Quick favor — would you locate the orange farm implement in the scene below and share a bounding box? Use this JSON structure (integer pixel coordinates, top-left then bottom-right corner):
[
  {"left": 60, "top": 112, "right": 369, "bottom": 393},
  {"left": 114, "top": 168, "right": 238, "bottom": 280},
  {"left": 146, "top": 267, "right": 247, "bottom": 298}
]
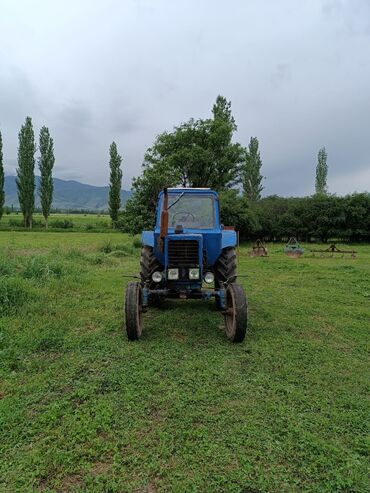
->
[
  {"left": 249, "top": 239, "right": 268, "bottom": 257},
  {"left": 310, "top": 244, "right": 357, "bottom": 258}
]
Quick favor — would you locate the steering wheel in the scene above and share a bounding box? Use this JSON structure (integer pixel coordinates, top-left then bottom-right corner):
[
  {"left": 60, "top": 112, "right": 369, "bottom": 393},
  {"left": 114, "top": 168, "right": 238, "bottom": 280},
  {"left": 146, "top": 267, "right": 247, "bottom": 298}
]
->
[{"left": 172, "top": 211, "right": 195, "bottom": 226}]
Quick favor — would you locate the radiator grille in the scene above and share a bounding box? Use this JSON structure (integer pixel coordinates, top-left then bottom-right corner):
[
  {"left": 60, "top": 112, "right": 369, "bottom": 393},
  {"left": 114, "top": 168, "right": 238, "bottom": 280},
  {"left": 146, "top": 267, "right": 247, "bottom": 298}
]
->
[{"left": 168, "top": 240, "right": 199, "bottom": 266}]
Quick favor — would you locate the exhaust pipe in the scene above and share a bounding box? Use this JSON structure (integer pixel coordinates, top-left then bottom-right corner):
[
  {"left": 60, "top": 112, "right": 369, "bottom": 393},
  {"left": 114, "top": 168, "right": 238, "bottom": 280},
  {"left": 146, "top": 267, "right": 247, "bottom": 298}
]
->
[{"left": 160, "top": 187, "right": 169, "bottom": 239}]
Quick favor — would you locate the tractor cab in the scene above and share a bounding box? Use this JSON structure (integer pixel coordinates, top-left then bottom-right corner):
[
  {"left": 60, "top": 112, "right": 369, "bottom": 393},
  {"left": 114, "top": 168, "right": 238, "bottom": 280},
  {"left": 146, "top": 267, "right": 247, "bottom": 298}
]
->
[
  {"left": 153, "top": 188, "right": 223, "bottom": 283},
  {"left": 125, "top": 187, "right": 248, "bottom": 343}
]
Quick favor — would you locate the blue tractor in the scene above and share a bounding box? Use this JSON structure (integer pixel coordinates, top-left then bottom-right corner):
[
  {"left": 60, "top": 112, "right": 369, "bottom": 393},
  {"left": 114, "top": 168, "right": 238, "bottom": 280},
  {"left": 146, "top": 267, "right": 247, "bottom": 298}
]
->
[{"left": 125, "top": 187, "right": 248, "bottom": 342}]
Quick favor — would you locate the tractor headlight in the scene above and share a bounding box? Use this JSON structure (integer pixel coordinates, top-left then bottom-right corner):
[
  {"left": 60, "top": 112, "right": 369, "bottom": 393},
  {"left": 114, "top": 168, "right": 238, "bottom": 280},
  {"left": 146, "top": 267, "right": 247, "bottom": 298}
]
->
[
  {"left": 151, "top": 271, "right": 163, "bottom": 283},
  {"left": 168, "top": 268, "right": 179, "bottom": 280},
  {"left": 189, "top": 268, "right": 200, "bottom": 280},
  {"left": 204, "top": 272, "right": 215, "bottom": 284}
]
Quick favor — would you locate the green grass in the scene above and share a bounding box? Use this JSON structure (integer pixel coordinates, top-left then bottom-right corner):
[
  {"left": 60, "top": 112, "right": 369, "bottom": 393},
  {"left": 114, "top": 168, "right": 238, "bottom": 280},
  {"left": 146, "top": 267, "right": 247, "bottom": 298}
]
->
[
  {"left": 0, "top": 213, "right": 111, "bottom": 232},
  {"left": 0, "top": 232, "right": 369, "bottom": 492}
]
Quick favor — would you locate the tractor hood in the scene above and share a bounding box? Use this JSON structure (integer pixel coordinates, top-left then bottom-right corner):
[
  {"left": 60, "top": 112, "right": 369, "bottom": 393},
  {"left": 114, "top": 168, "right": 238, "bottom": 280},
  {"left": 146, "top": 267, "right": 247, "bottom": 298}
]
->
[{"left": 151, "top": 230, "right": 222, "bottom": 268}]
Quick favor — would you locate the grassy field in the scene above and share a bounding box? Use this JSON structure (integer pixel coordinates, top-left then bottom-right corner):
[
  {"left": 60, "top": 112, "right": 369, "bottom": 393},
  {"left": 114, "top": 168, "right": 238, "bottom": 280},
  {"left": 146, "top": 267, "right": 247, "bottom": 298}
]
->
[
  {"left": 0, "top": 213, "right": 111, "bottom": 231},
  {"left": 0, "top": 232, "right": 369, "bottom": 493}
]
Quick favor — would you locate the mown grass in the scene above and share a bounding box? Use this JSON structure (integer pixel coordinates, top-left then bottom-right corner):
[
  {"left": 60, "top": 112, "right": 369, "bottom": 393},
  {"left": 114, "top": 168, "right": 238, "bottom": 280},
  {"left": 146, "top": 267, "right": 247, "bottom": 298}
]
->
[{"left": 0, "top": 232, "right": 369, "bottom": 493}]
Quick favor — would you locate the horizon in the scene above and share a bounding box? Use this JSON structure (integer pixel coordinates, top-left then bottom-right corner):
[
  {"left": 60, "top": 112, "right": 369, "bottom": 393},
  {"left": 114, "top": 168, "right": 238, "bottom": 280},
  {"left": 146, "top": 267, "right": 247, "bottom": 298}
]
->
[{"left": 4, "top": 173, "right": 369, "bottom": 198}]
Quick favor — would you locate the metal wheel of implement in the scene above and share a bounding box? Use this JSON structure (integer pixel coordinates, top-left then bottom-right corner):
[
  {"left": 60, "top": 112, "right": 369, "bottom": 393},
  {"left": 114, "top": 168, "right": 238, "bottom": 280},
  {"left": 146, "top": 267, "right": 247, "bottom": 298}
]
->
[
  {"left": 125, "top": 281, "right": 143, "bottom": 340},
  {"left": 224, "top": 283, "right": 247, "bottom": 343}
]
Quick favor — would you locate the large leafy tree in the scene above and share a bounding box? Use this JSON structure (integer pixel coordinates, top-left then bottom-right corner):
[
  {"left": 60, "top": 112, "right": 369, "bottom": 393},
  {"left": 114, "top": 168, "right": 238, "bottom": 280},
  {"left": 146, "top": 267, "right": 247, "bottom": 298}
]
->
[
  {"left": 38, "top": 126, "right": 55, "bottom": 228},
  {"left": 16, "top": 116, "right": 36, "bottom": 228},
  {"left": 315, "top": 147, "right": 328, "bottom": 195},
  {"left": 242, "top": 136, "right": 264, "bottom": 201},
  {"left": 0, "top": 130, "right": 4, "bottom": 222},
  {"left": 108, "top": 141, "right": 123, "bottom": 228},
  {"left": 120, "top": 96, "right": 244, "bottom": 233},
  {"left": 143, "top": 95, "right": 243, "bottom": 190}
]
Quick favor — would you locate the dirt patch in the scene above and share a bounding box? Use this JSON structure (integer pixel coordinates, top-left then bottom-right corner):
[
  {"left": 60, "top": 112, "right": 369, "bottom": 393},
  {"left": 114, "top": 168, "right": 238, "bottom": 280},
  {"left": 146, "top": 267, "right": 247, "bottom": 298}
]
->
[
  {"left": 134, "top": 480, "right": 157, "bottom": 493},
  {"left": 56, "top": 474, "right": 83, "bottom": 492},
  {"left": 90, "top": 461, "right": 111, "bottom": 476},
  {"left": 172, "top": 332, "right": 187, "bottom": 341}
]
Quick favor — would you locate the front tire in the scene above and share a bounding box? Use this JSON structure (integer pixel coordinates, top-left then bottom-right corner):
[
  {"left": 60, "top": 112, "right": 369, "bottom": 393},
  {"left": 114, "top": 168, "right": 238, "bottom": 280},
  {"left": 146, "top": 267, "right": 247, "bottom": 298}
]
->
[
  {"left": 140, "top": 246, "right": 164, "bottom": 307},
  {"left": 224, "top": 283, "right": 247, "bottom": 343},
  {"left": 125, "top": 282, "right": 143, "bottom": 340}
]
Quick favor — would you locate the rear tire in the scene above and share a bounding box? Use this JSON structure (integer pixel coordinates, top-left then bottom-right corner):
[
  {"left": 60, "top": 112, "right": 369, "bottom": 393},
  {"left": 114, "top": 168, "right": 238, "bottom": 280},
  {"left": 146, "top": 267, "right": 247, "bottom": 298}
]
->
[
  {"left": 125, "top": 282, "right": 143, "bottom": 340},
  {"left": 224, "top": 283, "right": 247, "bottom": 343},
  {"left": 214, "top": 247, "right": 237, "bottom": 309}
]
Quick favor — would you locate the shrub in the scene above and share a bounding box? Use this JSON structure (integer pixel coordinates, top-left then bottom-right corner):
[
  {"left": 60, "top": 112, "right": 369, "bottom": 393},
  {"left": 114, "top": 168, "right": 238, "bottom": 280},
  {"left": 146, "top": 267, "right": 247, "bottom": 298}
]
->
[
  {"left": 86, "top": 253, "right": 106, "bottom": 265},
  {"left": 99, "top": 241, "right": 135, "bottom": 256},
  {"left": 0, "top": 278, "right": 30, "bottom": 315},
  {"left": 132, "top": 237, "right": 142, "bottom": 249},
  {"left": 50, "top": 219, "right": 74, "bottom": 229},
  {"left": 22, "top": 256, "right": 65, "bottom": 280},
  {"left": 96, "top": 220, "right": 110, "bottom": 229},
  {"left": 8, "top": 219, "right": 24, "bottom": 228},
  {"left": 100, "top": 241, "right": 113, "bottom": 253},
  {"left": 0, "top": 256, "right": 16, "bottom": 277}
]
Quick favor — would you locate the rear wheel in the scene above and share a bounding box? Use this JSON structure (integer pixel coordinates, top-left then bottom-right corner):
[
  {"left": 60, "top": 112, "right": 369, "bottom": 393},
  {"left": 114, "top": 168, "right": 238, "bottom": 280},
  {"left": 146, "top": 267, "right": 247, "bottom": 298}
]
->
[
  {"left": 224, "top": 283, "right": 247, "bottom": 343},
  {"left": 140, "top": 246, "right": 164, "bottom": 306},
  {"left": 214, "top": 247, "right": 237, "bottom": 309},
  {"left": 125, "top": 282, "right": 143, "bottom": 340}
]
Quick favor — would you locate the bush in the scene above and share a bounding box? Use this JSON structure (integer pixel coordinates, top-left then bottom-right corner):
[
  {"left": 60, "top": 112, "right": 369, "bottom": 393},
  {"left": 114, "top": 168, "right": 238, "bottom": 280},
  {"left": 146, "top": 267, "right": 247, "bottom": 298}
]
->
[
  {"left": 8, "top": 219, "right": 24, "bottom": 228},
  {"left": 0, "top": 278, "right": 30, "bottom": 315},
  {"left": 0, "top": 256, "right": 16, "bottom": 277},
  {"left": 49, "top": 219, "right": 74, "bottom": 229},
  {"left": 99, "top": 241, "right": 135, "bottom": 256},
  {"left": 255, "top": 193, "right": 370, "bottom": 242},
  {"left": 22, "top": 256, "right": 65, "bottom": 280},
  {"left": 132, "top": 237, "right": 142, "bottom": 248},
  {"left": 86, "top": 253, "right": 106, "bottom": 265},
  {"left": 100, "top": 241, "right": 113, "bottom": 253}
]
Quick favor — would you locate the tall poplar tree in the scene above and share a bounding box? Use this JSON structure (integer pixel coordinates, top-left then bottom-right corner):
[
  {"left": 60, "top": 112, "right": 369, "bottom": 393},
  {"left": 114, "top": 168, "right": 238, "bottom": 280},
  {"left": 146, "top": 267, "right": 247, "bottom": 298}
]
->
[
  {"left": 0, "top": 131, "right": 4, "bottom": 222},
  {"left": 16, "top": 117, "right": 36, "bottom": 228},
  {"left": 242, "top": 136, "right": 264, "bottom": 201},
  {"left": 38, "top": 126, "right": 55, "bottom": 228},
  {"left": 315, "top": 147, "right": 328, "bottom": 195},
  {"left": 108, "top": 141, "right": 122, "bottom": 228}
]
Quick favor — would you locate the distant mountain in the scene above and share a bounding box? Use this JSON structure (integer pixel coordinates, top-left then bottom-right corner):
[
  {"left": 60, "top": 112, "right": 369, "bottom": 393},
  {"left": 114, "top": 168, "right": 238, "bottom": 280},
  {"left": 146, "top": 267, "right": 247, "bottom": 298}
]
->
[{"left": 4, "top": 176, "right": 132, "bottom": 211}]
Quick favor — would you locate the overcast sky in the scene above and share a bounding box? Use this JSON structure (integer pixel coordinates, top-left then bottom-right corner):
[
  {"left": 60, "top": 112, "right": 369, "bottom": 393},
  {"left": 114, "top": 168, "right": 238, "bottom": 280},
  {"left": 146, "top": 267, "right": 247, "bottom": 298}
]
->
[{"left": 1, "top": 0, "right": 369, "bottom": 195}]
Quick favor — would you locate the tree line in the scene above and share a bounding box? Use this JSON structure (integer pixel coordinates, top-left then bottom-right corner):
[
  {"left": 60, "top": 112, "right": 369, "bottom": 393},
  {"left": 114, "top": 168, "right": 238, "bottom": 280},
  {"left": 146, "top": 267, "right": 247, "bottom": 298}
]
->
[
  {"left": 218, "top": 190, "right": 370, "bottom": 242},
  {"left": 0, "top": 118, "right": 123, "bottom": 228},
  {"left": 1, "top": 98, "right": 368, "bottom": 241},
  {"left": 118, "top": 94, "right": 360, "bottom": 240}
]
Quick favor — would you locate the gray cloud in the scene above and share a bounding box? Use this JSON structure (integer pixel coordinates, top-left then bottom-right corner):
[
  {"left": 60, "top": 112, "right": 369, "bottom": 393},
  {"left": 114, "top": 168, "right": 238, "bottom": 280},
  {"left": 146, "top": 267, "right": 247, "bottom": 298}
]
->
[{"left": 0, "top": 0, "right": 369, "bottom": 195}]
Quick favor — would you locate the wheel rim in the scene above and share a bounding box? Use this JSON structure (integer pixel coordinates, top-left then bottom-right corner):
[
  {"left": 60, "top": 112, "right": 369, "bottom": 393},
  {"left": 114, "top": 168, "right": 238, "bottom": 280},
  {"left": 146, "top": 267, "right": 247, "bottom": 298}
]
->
[
  {"left": 137, "top": 286, "right": 143, "bottom": 337},
  {"left": 225, "top": 287, "right": 236, "bottom": 338}
]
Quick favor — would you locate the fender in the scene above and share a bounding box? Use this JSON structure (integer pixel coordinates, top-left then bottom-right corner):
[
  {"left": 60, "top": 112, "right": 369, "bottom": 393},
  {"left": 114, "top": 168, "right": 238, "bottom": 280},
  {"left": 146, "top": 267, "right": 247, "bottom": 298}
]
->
[
  {"left": 221, "top": 229, "right": 237, "bottom": 249},
  {"left": 141, "top": 231, "right": 155, "bottom": 248}
]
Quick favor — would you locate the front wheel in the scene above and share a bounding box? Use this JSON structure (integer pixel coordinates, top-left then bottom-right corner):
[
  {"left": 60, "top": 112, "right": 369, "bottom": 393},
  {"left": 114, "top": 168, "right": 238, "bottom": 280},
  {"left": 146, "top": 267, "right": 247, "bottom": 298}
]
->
[
  {"left": 224, "top": 283, "right": 247, "bottom": 343},
  {"left": 125, "top": 282, "right": 143, "bottom": 340}
]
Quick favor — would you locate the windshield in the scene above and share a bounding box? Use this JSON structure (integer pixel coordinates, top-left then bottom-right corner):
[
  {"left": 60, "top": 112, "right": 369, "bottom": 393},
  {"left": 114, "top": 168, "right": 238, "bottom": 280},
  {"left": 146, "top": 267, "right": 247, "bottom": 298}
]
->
[{"left": 162, "top": 193, "right": 215, "bottom": 229}]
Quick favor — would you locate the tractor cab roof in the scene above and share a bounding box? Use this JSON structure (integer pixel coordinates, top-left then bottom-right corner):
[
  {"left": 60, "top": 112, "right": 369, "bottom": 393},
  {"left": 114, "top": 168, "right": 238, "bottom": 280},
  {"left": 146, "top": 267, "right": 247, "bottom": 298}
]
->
[{"left": 159, "top": 187, "right": 218, "bottom": 197}]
